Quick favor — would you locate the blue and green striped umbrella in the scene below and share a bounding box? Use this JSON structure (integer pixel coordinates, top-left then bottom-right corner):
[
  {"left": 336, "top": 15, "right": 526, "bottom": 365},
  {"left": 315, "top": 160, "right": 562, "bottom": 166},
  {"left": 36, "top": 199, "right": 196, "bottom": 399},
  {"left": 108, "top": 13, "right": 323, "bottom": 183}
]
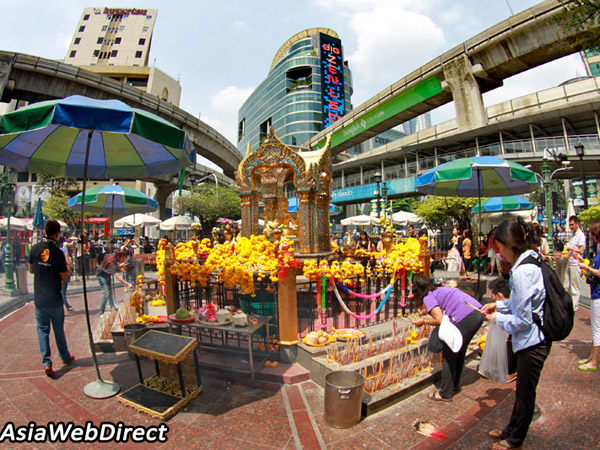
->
[
  {"left": 416, "top": 156, "right": 540, "bottom": 197},
  {"left": 68, "top": 185, "right": 158, "bottom": 215},
  {"left": 0, "top": 95, "right": 194, "bottom": 178},
  {"left": 472, "top": 195, "right": 532, "bottom": 213},
  {"left": 0, "top": 95, "right": 194, "bottom": 398}
]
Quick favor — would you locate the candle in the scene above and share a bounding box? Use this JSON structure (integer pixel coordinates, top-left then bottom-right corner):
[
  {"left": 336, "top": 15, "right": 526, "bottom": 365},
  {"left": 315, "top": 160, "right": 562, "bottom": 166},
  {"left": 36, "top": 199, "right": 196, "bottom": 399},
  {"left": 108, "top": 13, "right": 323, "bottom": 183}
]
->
[{"left": 369, "top": 333, "right": 373, "bottom": 354}]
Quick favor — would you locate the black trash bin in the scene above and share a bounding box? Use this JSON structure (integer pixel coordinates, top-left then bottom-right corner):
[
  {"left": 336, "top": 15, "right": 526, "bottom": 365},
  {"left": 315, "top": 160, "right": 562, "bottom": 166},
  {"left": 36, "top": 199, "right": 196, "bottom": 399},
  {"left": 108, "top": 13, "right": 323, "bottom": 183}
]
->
[
  {"left": 324, "top": 370, "right": 365, "bottom": 428},
  {"left": 124, "top": 323, "right": 147, "bottom": 360}
]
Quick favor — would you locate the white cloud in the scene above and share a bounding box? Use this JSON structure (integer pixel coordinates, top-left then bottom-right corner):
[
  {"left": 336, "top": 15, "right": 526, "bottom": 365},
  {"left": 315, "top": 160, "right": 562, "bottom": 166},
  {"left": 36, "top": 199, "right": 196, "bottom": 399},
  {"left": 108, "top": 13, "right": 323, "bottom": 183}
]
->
[
  {"left": 346, "top": 4, "right": 446, "bottom": 103},
  {"left": 209, "top": 86, "right": 254, "bottom": 113}
]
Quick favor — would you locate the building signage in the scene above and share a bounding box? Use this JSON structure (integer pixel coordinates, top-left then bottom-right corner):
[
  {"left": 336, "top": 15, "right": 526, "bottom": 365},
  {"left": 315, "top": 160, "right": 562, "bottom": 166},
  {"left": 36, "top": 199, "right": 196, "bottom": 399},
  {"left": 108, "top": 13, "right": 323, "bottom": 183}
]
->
[
  {"left": 103, "top": 8, "right": 148, "bottom": 16},
  {"left": 315, "top": 75, "right": 442, "bottom": 149},
  {"left": 331, "top": 177, "right": 416, "bottom": 203},
  {"left": 572, "top": 178, "right": 598, "bottom": 201},
  {"left": 319, "top": 33, "right": 345, "bottom": 128}
]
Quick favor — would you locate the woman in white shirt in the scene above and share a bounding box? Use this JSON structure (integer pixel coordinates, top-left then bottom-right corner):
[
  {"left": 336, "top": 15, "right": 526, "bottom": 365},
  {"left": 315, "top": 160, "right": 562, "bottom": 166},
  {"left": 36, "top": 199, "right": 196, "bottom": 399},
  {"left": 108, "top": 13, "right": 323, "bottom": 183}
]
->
[{"left": 481, "top": 218, "right": 550, "bottom": 450}]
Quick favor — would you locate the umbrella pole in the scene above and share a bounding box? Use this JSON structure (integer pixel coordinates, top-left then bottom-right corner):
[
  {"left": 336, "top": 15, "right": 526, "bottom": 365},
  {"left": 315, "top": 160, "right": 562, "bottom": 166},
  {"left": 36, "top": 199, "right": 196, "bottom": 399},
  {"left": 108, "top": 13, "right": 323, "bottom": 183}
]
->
[
  {"left": 477, "top": 168, "right": 482, "bottom": 300},
  {"left": 80, "top": 130, "right": 120, "bottom": 399}
]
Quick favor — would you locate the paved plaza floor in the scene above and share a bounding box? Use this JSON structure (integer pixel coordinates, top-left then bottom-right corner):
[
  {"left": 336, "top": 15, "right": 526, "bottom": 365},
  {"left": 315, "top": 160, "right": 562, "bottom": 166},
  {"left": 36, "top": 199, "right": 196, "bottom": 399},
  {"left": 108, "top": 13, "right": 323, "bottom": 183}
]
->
[{"left": 0, "top": 271, "right": 598, "bottom": 449}]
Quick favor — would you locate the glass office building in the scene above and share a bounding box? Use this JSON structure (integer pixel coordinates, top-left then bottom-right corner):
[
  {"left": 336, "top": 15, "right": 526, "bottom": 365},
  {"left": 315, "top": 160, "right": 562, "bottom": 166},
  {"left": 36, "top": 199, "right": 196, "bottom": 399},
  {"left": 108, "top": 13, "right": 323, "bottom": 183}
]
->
[{"left": 237, "top": 28, "right": 353, "bottom": 152}]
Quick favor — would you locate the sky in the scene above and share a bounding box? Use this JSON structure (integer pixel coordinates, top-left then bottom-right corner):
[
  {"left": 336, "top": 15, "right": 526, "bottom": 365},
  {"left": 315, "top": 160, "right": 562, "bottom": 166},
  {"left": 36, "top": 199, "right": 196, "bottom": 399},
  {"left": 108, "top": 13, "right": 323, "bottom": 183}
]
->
[{"left": 0, "top": 0, "right": 588, "bottom": 171}]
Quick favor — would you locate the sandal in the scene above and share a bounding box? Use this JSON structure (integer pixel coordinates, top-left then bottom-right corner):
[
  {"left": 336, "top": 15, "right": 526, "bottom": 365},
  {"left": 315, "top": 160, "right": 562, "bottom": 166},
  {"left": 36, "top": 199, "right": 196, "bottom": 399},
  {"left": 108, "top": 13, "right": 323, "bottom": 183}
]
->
[
  {"left": 428, "top": 391, "right": 452, "bottom": 402},
  {"left": 578, "top": 363, "right": 598, "bottom": 371},
  {"left": 488, "top": 429, "right": 503, "bottom": 440},
  {"left": 488, "top": 440, "right": 521, "bottom": 449},
  {"left": 578, "top": 358, "right": 590, "bottom": 365}
]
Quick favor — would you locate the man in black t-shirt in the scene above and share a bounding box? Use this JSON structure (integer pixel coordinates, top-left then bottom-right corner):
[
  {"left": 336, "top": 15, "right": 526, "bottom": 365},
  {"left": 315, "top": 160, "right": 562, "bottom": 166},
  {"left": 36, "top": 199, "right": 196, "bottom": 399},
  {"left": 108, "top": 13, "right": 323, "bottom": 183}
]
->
[{"left": 29, "top": 220, "right": 75, "bottom": 378}]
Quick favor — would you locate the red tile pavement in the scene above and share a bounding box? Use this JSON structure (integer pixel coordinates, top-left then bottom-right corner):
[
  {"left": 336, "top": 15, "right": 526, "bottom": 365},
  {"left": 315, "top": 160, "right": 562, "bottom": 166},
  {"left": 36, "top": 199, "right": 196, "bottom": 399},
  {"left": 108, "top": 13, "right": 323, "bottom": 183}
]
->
[{"left": 0, "top": 289, "right": 597, "bottom": 449}]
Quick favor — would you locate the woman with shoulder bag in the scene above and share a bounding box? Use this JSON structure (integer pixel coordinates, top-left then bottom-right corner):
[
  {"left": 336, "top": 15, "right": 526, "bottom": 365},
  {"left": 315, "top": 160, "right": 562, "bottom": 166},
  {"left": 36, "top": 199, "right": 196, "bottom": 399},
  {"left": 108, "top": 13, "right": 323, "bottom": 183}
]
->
[
  {"left": 481, "top": 218, "right": 550, "bottom": 450},
  {"left": 411, "top": 276, "right": 483, "bottom": 402},
  {"left": 575, "top": 220, "right": 600, "bottom": 371}
]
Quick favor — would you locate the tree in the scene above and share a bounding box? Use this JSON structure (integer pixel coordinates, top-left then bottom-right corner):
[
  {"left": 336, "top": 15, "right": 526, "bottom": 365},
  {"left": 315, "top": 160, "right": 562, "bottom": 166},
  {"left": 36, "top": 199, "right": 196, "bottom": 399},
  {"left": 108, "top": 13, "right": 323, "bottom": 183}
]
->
[
  {"left": 391, "top": 197, "right": 418, "bottom": 213},
  {"left": 42, "top": 192, "right": 92, "bottom": 225},
  {"left": 34, "top": 174, "right": 78, "bottom": 196},
  {"left": 554, "top": 1, "right": 600, "bottom": 51},
  {"left": 578, "top": 200, "right": 600, "bottom": 225},
  {"left": 177, "top": 184, "right": 241, "bottom": 233},
  {"left": 413, "top": 196, "right": 479, "bottom": 231}
]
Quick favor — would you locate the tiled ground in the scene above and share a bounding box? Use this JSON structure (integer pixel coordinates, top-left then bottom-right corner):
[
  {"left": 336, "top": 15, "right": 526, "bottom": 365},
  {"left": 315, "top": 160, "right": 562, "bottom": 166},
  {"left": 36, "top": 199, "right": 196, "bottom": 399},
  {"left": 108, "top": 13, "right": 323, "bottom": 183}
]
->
[{"left": 0, "top": 289, "right": 598, "bottom": 449}]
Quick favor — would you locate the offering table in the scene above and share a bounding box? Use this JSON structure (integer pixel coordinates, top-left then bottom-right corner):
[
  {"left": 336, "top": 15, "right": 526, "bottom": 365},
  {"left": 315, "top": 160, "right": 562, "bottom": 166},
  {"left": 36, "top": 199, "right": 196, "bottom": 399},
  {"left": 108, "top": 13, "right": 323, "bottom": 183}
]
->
[{"left": 167, "top": 315, "right": 272, "bottom": 380}]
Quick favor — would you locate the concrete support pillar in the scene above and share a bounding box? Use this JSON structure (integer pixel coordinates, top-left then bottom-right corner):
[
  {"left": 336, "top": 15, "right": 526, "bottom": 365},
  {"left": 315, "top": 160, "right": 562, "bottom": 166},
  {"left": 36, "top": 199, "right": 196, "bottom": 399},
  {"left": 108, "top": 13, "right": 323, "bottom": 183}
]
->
[
  {"left": 154, "top": 183, "right": 174, "bottom": 220},
  {"left": 530, "top": 124, "right": 537, "bottom": 154},
  {"left": 442, "top": 54, "right": 487, "bottom": 133}
]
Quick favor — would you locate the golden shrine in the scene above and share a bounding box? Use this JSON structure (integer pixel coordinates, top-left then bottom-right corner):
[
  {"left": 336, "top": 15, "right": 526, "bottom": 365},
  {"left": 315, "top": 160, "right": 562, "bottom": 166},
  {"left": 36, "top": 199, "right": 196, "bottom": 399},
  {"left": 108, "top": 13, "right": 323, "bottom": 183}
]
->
[{"left": 235, "top": 127, "right": 333, "bottom": 256}]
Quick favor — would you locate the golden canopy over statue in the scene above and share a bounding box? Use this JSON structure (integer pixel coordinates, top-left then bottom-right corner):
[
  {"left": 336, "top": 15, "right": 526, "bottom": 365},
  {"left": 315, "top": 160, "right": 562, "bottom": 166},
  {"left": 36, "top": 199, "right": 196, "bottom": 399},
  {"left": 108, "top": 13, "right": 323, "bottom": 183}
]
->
[{"left": 235, "top": 127, "right": 332, "bottom": 255}]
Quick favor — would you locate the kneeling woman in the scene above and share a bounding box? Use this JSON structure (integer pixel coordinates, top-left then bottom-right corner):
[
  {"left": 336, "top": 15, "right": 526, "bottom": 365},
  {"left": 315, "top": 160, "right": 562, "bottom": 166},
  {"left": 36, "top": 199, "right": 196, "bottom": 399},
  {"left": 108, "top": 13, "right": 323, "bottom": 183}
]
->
[{"left": 412, "top": 276, "right": 483, "bottom": 401}]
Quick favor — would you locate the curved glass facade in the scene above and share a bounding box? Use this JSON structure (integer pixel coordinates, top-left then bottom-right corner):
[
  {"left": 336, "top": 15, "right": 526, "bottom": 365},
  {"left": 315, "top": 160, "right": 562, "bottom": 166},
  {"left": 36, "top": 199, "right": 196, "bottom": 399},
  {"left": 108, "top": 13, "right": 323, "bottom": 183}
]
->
[{"left": 237, "top": 30, "right": 352, "bottom": 152}]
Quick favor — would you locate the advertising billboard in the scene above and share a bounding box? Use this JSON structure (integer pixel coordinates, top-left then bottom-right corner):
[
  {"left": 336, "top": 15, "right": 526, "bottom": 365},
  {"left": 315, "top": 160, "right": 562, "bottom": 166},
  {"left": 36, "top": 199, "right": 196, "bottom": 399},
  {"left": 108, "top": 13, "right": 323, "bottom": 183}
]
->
[{"left": 319, "top": 33, "right": 345, "bottom": 128}]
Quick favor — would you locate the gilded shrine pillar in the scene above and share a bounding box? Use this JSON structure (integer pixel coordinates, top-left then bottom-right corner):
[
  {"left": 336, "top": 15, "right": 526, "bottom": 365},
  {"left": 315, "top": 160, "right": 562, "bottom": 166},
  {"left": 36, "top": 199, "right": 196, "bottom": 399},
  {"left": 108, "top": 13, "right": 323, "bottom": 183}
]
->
[
  {"left": 240, "top": 192, "right": 260, "bottom": 238},
  {"left": 297, "top": 190, "right": 312, "bottom": 254},
  {"left": 316, "top": 194, "right": 331, "bottom": 253}
]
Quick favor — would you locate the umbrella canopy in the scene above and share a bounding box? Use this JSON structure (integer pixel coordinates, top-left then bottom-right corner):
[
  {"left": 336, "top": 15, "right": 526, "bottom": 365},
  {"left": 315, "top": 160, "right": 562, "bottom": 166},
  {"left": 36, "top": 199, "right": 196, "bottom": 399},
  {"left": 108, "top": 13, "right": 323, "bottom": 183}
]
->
[
  {"left": 340, "top": 214, "right": 379, "bottom": 226},
  {"left": 390, "top": 210, "right": 422, "bottom": 226},
  {"left": 114, "top": 213, "right": 160, "bottom": 228},
  {"left": 416, "top": 156, "right": 539, "bottom": 197},
  {"left": 32, "top": 198, "right": 45, "bottom": 229},
  {"left": 472, "top": 195, "right": 532, "bottom": 213},
  {"left": 68, "top": 185, "right": 158, "bottom": 215},
  {"left": 160, "top": 215, "right": 193, "bottom": 230},
  {"left": 0, "top": 95, "right": 194, "bottom": 179},
  {"left": 0, "top": 217, "right": 33, "bottom": 231}
]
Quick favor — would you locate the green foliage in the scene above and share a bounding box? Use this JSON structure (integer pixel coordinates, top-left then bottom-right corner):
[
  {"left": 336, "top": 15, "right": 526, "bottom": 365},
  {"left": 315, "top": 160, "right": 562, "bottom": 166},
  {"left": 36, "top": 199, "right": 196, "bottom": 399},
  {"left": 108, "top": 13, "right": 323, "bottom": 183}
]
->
[
  {"left": 391, "top": 197, "right": 418, "bottom": 212},
  {"left": 177, "top": 184, "right": 241, "bottom": 232},
  {"left": 554, "top": 0, "right": 600, "bottom": 51},
  {"left": 578, "top": 197, "right": 600, "bottom": 225},
  {"left": 413, "top": 196, "right": 479, "bottom": 230},
  {"left": 34, "top": 174, "right": 78, "bottom": 196},
  {"left": 42, "top": 192, "right": 93, "bottom": 224}
]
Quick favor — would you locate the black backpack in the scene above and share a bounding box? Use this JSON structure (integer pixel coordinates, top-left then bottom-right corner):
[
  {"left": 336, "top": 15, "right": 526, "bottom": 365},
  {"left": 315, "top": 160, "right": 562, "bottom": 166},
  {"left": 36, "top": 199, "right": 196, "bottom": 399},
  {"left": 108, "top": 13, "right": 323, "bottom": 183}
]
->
[{"left": 522, "top": 255, "right": 574, "bottom": 342}]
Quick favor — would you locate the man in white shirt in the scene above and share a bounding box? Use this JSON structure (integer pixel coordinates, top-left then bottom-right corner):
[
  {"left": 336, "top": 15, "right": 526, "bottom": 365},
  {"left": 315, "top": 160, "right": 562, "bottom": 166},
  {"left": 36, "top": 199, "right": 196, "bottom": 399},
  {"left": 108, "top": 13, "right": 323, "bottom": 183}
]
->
[{"left": 564, "top": 215, "right": 586, "bottom": 311}]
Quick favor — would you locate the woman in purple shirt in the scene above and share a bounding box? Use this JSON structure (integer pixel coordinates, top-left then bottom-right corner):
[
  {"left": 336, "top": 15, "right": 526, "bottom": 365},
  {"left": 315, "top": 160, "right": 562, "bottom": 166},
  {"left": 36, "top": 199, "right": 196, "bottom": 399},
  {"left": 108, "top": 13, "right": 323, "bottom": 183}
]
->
[{"left": 412, "top": 276, "right": 483, "bottom": 401}]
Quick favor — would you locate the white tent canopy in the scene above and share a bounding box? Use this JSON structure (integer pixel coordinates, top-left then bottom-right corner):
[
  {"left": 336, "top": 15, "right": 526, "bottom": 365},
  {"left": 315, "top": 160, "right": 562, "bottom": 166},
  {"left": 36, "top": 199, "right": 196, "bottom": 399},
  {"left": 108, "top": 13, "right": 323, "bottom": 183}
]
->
[
  {"left": 390, "top": 211, "right": 422, "bottom": 226},
  {"left": 159, "top": 215, "right": 193, "bottom": 231},
  {"left": 114, "top": 213, "right": 160, "bottom": 228},
  {"left": 341, "top": 214, "right": 379, "bottom": 226},
  {"left": 0, "top": 217, "right": 33, "bottom": 231}
]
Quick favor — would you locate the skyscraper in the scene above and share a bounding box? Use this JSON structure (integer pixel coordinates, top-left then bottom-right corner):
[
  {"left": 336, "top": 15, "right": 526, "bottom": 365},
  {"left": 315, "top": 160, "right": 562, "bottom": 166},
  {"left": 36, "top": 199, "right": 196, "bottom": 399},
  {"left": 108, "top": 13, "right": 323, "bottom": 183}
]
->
[
  {"left": 64, "top": 7, "right": 181, "bottom": 106},
  {"left": 237, "top": 28, "right": 353, "bottom": 152},
  {"left": 65, "top": 7, "right": 157, "bottom": 67}
]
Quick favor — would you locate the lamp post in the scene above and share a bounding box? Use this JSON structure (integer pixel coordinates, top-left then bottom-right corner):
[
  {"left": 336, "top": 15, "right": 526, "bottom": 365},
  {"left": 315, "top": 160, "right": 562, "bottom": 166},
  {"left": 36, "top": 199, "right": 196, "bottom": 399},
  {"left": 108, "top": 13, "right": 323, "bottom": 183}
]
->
[
  {"left": 540, "top": 151, "right": 572, "bottom": 262},
  {"left": 374, "top": 172, "right": 382, "bottom": 217},
  {"left": 381, "top": 181, "right": 388, "bottom": 219},
  {"left": 574, "top": 141, "right": 589, "bottom": 210},
  {"left": 3, "top": 169, "right": 17, "bottom": 291}
]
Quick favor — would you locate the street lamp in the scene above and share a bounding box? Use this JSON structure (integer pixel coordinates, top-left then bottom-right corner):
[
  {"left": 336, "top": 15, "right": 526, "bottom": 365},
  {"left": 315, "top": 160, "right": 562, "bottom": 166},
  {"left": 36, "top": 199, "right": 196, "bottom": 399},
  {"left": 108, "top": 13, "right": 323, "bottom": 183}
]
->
[
  {"left": 574, "top": 141, "right": 589, "bottom": 210},
  {"left": 373, "top": 171, "right": 382, "bottom": 219},
  {"left": 540, "top": 151, "right": 572, "bottom": 260},
  {"left": 2, "top": 168, "right": 17, "bottom": 292}
]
